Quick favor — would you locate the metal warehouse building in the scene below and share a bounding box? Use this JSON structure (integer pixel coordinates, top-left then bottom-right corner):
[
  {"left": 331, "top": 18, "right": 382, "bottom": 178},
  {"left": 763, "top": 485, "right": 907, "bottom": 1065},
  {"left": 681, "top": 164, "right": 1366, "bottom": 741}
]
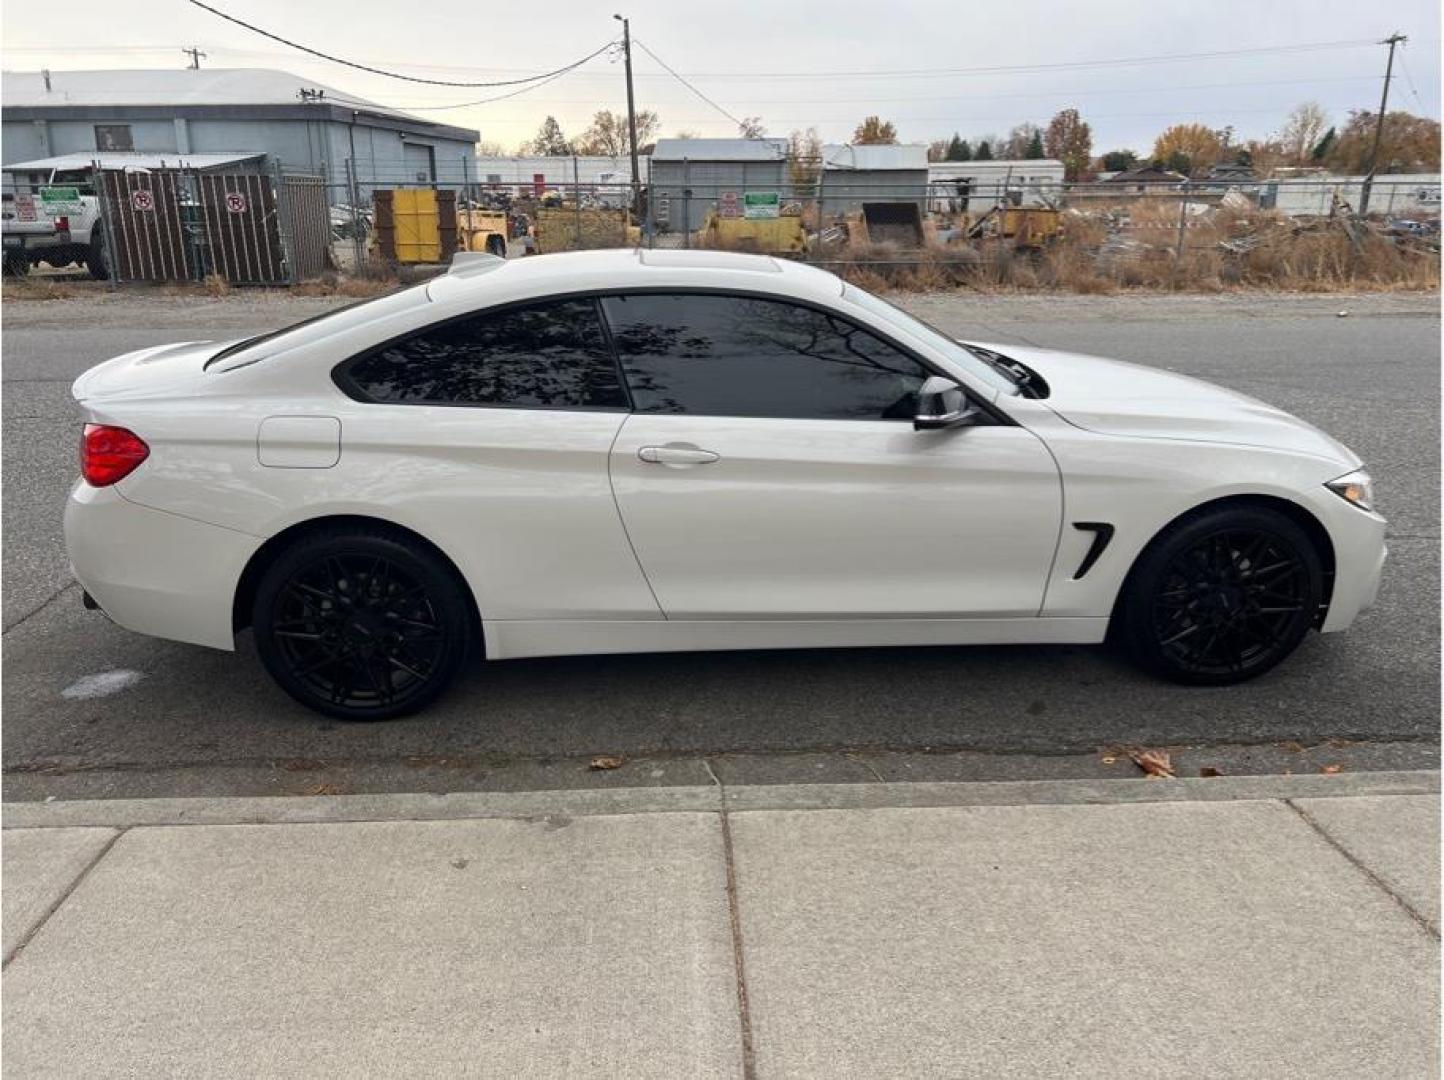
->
[
  {"left": 0, "top": 68, "right": 480, "bottom": 195},
  {"left": 647, "top": 138, "right": 789, "bottom": 233}
]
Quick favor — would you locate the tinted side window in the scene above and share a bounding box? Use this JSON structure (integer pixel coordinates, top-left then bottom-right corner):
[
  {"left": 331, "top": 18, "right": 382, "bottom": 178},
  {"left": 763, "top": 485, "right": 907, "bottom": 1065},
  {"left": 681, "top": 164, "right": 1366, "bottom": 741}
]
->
[
  {"left": 345, "top": 299, "right": 627, "bottom": 409},
  {"left": 600, "top": 294, "right": 932, "bottom": 420}
]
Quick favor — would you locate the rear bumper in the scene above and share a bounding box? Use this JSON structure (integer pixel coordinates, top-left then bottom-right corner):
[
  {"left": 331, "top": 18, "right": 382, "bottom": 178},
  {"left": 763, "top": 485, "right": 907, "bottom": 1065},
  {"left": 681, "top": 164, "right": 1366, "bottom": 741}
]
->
[{"left": 64, "top": 482, "right": 260, "bottom": 651}]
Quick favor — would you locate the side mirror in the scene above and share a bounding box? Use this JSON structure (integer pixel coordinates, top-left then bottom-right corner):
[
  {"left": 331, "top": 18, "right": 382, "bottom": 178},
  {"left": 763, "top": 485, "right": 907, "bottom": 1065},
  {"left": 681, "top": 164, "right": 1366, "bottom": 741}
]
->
[{"left": 913, "top": 376, "right": 979, "bottom": 431}]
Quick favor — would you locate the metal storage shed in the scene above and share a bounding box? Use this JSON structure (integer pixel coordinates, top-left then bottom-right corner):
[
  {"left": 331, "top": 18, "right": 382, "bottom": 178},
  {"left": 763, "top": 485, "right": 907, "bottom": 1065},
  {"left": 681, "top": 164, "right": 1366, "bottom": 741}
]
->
[{"left": 647, "top": 138, "right": 789, "bottom": 233}]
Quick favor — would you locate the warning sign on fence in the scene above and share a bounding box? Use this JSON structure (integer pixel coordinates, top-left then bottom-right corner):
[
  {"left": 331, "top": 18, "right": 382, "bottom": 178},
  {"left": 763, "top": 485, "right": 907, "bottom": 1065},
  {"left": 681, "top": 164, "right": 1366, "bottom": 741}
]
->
[
  {"left": 718, "top": 191, "right": 741, "bottom": 219},
  {"left": 225, "top": 192, "right": 248, "bottom": 214},
  {"left": 130, "top": 190, "right": 155, "bottom": 212},
  {"left": 743, "top": 191, "right": 780, "bottom": 220}
]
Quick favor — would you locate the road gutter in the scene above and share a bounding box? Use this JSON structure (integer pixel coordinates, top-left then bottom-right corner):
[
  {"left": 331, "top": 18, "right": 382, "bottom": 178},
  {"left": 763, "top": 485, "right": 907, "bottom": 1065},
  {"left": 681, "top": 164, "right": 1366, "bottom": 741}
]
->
[{"left": 4, "top": 769, "right": 1436, "bottom": 830}]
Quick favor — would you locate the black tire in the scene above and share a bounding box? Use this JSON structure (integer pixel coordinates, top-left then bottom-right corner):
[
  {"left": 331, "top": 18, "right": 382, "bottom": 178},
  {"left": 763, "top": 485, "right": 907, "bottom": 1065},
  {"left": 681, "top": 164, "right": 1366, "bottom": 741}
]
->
[
  {"left": 1116, "top": 505, "right": 1323, "bottom": 685},
  {"left": 485, "top": 234, "right": 506, "bottom": 258},
  {"left": 252, "top": 528, "right": 472, "bottom": 720},
  {"left": 86, "top": 240, "right": 109, "bottom": 281}
]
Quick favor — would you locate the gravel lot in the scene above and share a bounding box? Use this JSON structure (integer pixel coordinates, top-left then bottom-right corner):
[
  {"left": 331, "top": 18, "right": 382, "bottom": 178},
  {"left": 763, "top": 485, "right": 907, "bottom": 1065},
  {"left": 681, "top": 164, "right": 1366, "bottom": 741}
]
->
[{"left": 3, "top": 286, "right": 1438, "bottom": 800}]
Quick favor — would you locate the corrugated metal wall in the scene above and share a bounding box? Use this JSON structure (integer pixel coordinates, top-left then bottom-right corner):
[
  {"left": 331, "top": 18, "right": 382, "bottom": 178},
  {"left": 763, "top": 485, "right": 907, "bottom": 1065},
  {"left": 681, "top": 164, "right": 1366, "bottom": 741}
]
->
[{"left": 647, "top": 160, "right": 790, "bottom": 232}]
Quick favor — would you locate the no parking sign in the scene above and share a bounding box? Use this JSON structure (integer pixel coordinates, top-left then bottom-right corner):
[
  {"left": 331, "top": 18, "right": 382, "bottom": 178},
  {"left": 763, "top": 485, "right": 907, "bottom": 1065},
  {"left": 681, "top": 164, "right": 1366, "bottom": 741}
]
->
[
  {"left": 225, "top": 191, "right": 248, "bottom": 214},
  {"left": 130, "top": 189, "right": 155, "bottom": 212}
]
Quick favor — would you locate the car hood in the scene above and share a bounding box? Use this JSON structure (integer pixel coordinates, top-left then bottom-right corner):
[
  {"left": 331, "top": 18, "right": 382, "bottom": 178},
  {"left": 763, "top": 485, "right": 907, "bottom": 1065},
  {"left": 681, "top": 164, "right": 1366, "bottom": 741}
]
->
[
  {"left": 975, "top": 342, "right": 1360, "bottom": 467},
  {"left": 71, "top": 339, "right": 234, "bottom": 402}
]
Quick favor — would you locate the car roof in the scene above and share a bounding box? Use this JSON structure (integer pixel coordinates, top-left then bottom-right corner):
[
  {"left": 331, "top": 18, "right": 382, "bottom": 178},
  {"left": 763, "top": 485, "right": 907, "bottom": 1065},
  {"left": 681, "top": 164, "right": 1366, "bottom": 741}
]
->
[
  {"left": 425, "top": 248, "right": 845, "bottom": 309},
  {"left": 209, "top": 249, "right": 850, "bottom": 374}
]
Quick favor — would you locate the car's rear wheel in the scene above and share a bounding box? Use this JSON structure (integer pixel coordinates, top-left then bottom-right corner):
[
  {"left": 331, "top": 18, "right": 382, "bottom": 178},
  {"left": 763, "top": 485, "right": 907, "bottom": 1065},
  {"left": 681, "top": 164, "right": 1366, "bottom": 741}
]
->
[
  {"left": 253, "top": 529, "right": 471, "bottom": 720},
  {"left": 1118, "top": 506, "right": 1322, "bottom": 685}
]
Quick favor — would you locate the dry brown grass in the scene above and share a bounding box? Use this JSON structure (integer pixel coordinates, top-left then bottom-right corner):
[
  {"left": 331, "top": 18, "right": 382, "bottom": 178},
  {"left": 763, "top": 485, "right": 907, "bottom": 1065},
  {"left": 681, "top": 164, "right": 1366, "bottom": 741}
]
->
[
  {"left": 202, "top": 273, "right": 230, "bottom": 298},
  {"left": 1, "top": 278, "right": 80, "bottom": 300},
  {"left": 291, "top": 272, "right": 398, "bottom": 298},
  {"left": 817, "top": 206, "right": 1439, "bottom": 294}
]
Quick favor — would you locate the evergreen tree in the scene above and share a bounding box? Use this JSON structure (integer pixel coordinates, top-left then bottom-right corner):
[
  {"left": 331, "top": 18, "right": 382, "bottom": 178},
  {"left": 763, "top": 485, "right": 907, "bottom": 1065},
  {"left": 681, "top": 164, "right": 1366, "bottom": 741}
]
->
[{"left": 974, "top": 140, "right": 993, "bottom": 161}]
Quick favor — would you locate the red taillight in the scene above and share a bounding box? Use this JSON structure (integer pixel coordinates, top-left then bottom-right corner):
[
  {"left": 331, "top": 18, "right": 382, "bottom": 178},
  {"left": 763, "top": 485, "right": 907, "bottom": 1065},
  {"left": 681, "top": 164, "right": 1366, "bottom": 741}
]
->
[{"left": 80, "top": 424, "right": 149, "bottom": 486}]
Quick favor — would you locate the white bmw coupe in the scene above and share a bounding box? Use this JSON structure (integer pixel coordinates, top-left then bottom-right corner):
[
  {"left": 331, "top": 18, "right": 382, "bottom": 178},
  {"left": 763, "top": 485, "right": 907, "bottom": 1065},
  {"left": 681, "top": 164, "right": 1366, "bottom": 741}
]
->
[{"left": 66, "top": 249, "right": 1386, "bottom": 719}]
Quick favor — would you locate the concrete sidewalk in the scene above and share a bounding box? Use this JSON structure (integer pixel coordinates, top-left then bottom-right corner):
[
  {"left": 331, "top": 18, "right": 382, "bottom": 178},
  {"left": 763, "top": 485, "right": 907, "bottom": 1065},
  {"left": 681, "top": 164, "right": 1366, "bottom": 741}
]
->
[{"left": 4, "top": 772, "right": 1439, "bottom": 1078}]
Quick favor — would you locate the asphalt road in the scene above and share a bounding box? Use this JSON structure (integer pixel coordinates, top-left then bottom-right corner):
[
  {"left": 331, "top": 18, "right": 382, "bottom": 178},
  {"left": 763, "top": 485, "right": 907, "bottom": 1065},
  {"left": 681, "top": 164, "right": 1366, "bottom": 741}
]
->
[{"left": 3, "top": 287, "right": 1438, "bottom": 800}]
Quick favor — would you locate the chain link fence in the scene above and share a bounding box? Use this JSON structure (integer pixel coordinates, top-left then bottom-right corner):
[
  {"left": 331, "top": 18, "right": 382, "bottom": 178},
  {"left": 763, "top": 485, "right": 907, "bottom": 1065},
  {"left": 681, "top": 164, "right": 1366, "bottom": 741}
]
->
[{"left": 57, "top": 155, "right": 1439, "bottom": 287}]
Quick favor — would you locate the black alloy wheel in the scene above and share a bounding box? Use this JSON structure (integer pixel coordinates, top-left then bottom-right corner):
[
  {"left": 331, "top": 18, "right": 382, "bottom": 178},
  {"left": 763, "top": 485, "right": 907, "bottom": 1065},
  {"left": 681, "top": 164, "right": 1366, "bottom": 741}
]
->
[
  {"left": 1119, "top": 507, "right": 1322, "bottom": 685},
  {"left": 253, "top": 529, "right": 471, "bottom": 720}
]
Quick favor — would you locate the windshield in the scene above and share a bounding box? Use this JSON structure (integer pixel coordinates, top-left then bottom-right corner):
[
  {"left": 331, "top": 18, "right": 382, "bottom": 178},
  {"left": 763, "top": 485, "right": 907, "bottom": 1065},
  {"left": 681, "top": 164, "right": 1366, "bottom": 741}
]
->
[
  {"left": 205, "top": 282, "right": 427, "bottom": 369},
  {"left": 843, "top": 285, "right": 1021, "bottom": 396}
]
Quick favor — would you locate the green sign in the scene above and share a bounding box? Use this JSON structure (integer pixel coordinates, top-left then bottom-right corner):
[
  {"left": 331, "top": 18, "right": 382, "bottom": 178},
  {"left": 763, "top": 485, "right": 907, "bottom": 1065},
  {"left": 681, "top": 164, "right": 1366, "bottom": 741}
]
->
[
  {"left": 743, "top": 191, "right": 780, "bottom": 219},
  {"left": 40, "top": 186, "right": 83, "bottom": 213}
]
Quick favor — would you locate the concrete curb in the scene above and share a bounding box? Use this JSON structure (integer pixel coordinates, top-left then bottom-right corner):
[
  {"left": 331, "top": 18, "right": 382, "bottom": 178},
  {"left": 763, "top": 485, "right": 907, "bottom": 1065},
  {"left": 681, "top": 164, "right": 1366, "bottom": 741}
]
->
[{"left": 3, "top": 770, "right": 1436, "bottom": 830}]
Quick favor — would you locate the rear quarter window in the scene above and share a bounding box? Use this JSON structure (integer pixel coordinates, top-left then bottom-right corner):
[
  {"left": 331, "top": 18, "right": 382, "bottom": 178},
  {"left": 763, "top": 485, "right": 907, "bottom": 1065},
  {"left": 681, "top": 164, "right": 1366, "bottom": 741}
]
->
[{"left": 340, "top": 298, "right": 628, "bottom": 410}]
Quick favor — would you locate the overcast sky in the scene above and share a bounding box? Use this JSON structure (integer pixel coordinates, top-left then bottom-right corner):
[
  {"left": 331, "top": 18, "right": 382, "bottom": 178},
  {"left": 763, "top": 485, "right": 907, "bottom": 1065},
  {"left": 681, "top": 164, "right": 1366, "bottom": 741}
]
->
[{"left": 4, "top": 0, "right": 1439, "bottom": 154}]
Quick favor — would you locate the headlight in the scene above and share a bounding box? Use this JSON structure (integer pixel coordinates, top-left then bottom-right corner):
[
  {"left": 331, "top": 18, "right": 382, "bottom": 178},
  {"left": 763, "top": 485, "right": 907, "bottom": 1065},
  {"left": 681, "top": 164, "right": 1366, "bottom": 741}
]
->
[{"left": 1325, "top": 468, "right": 1375, "bottom": 512}]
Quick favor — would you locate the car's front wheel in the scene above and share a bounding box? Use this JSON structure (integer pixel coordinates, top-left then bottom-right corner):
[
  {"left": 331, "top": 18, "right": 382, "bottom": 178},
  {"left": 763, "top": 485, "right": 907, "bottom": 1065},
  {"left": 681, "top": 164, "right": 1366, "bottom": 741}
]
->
[
  {"left": 1117, "top": 505, "right": 1323, "bottom": 685},
  {"left": 253, "top": 528, "right": 472, "bottom": 720}
]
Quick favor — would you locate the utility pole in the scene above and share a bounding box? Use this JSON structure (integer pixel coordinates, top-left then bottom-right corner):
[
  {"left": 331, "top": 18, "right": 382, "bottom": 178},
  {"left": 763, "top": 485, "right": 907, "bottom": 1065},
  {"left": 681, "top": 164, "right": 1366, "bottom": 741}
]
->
[
  {"left": 1358, "top": 32, "right": 1406, "bottom": 217},
  {"left": 183, "top": 47, "right": 207, "bottom": 70},
  {"left": 613, "top": 14, "right": 641, "bottom": 216}
]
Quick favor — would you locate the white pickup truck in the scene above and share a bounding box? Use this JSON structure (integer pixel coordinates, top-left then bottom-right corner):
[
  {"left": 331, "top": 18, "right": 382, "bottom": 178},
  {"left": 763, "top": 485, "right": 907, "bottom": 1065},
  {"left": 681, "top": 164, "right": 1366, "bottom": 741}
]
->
[{"left": 1, "top": 168, "right": 107, "bottom": 279}]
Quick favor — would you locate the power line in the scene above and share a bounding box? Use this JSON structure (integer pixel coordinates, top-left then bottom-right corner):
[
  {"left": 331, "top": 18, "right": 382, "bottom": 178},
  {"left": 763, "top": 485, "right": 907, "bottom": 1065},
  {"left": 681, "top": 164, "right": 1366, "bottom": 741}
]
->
[
  {"left": 325, "top": 60, "right": 603, "bottom": 112},
  {"left": 370, "top": 73, "right": 1380, "bottom": 110},
  {"left": 632, "top": 38, "right": 744, "bottom": 129},
  {"left": 621, "top": 37, "right": 1382, "bottom": 81},
  {"left": 184, "top": 0, "right": 616, "bottom": 87},
  {"left": 1396, "top": 44, "right": 1430, "bottom": 114}
]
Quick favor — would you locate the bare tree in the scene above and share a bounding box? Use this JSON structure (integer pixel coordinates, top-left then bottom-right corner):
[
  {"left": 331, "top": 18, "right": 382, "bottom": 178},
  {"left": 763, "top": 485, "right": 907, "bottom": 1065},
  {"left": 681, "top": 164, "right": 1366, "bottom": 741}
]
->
[
  {"left": 1279, "top": 102, "right": 1330, "bottom": 165},
  {"left": 1003, "top": 123, "right": 1042, "bottom": 160},
  {"left": 788, "top": 127, "right": 823, "bottom": 187},
  {"left": 738, "top": 116, "right": 767, "bottom": 139},
  {"left": 572, "top": 109, "right": 661, "bottom": 157}
]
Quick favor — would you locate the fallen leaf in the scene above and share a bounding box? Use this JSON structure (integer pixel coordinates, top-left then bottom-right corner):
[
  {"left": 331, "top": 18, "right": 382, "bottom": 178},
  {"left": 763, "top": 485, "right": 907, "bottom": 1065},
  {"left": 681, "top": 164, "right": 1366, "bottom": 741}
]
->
[
  {"left": 301, "top": 782, "right": 343, "bottom": 796},
  {"left": 1101, "top": 755, "right": 1118, "bottom": 765},
  {"left": 1321, "top": 763, "right": 1344, "bottom": 775},
  {"left": 277, "top": 758, "right": 326, "bottom": 772},
  {"left": 589, "top": 755, "right": 625, "bottom": 770},
  {"left": 1199, "top": 766, "right": 1222, "bottom": 778},
  {"left": 1128, "top": 748, "right": 1176, "bottom": 779}
]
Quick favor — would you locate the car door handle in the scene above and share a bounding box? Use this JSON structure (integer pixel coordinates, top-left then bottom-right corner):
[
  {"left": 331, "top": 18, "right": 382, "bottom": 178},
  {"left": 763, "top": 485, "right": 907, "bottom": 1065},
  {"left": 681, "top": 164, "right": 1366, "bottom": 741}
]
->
[{"left": 638, "top": 444, "right": 720, "bottom": 466}]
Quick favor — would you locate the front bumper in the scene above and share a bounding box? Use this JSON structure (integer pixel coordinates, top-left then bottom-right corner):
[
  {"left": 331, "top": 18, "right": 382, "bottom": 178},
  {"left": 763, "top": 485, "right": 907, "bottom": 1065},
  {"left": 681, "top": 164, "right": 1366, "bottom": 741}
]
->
[
  {"left": 65, "top": 481, "right": 260, "bottom": 651},
  {"left": 1317, "top": 496, "right": 1388, "bottom": 634}
]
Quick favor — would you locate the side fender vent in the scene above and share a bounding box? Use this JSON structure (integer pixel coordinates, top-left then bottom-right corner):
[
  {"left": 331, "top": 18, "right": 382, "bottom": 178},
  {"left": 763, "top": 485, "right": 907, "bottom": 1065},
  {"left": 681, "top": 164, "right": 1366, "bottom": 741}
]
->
[{"left": 1071, "top": 522, "right": 1115, "bottom": 580}]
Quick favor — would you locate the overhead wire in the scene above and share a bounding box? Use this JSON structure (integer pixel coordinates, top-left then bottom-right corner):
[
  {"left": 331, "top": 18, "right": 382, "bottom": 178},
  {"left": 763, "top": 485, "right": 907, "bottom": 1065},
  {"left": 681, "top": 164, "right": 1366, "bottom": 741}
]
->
[
  {"left": 1395, "top": 44, "right": 1430, "bottom": 115},
  {"left": 183, "top": 0, "right": 616, "bottom": 88},
  {"left": 622, "top": 37, "right": 1382, "bottom": 81},
  {"left": 323, "top": 57, "right": 612, "bottom": 112},
  {"left": 631, "top": 38, "right": 745, "bottom": 129}
]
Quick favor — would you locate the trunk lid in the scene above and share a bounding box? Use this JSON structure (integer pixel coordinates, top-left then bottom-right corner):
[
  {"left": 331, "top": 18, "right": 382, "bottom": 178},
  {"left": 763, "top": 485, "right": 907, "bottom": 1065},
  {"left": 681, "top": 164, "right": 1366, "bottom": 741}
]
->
[{"left": 71, "top": 340, "right": 236, "bottom": 403}]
